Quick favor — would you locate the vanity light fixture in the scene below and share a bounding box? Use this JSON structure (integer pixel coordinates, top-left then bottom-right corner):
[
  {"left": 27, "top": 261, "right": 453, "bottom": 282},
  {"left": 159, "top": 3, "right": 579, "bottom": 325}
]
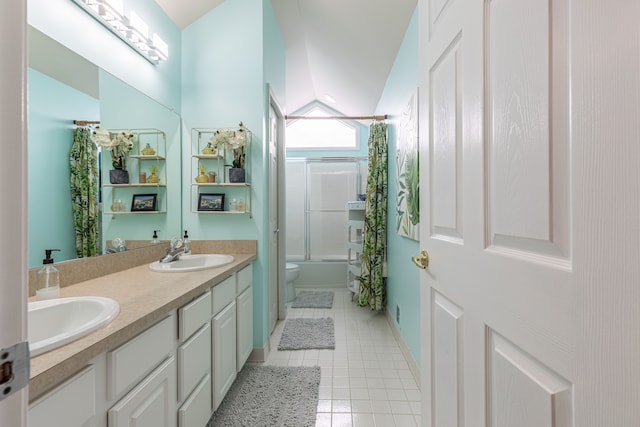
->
[
  {"left": 127, "top": 11, "right": 149, "bottom": 48},
  {"left": 98, "top": 0, "right": 123, "bottom": 22},
  {"left": 71, "top": 0, "right": 169, "bottom": 64},
  {"left": 101, "top": 0, "right": 128, "bottom": 34},
  {"left": 150, "top": 34, "right": 169, "bottom": 62}
]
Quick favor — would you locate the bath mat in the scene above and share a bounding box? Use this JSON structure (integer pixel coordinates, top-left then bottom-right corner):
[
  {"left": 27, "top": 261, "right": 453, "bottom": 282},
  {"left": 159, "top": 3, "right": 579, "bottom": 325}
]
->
[
  {"left": 207, "top": 365, "right": 320, "bottom": 427},
  {"left": 278, "top": 317, "right": 335, "bottom": 350},
  {"left": 291, "top": 290, "right": 334, "bottom": 309}
]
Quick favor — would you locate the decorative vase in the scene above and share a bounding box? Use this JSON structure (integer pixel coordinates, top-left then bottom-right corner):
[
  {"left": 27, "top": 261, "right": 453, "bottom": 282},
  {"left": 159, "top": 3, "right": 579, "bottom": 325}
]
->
[
  {"left": 109, "top": 169, "right": 129, "bottom": 184},
  {"left": 195, "top": 171, "right": 209, "bottom": 183},
  {"left": 229, "top": 168, "right": 245, "bottom": 183},
  {"left": 147, "top": 171, "right": 159, "bottom": 184},
  {"left": 202, "top": 143, "right": 217, "bottom": 155},
  {"left": 141, "top": 143, "right": 156, "bottom": 156}
]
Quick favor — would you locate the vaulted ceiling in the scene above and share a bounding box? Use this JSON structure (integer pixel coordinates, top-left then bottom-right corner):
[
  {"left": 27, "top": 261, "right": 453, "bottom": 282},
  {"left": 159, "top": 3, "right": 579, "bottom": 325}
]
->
[{"left": 155, "top": 0, "right": 417, "bottom": 116}]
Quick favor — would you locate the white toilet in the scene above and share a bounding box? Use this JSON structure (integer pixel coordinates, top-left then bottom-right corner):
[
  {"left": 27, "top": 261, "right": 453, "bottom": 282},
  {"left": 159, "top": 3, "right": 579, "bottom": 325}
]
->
[{"left": 285, "top": 263, "right": 300, "bottom": 302}]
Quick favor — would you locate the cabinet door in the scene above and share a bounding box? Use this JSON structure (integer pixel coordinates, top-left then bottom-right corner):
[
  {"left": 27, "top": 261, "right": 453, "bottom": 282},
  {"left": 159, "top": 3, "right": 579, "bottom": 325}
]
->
[
  {"left": 29, "top": 366, "right": 96, "bottom": 427},
  {"left": 212, "top": 301, "right": 236, "bottom": 410},
  {"left": 236, "top": 286, "right": 253, "bottom": 371},
  {"left": 108, "top": 356, "right": 176, "bottom": 427},
  {"left": 178, "top": 374, "right": 212, "bottom": 427},
  {"left": 178, "top": 323, "right": 211, "bottom": 402}
]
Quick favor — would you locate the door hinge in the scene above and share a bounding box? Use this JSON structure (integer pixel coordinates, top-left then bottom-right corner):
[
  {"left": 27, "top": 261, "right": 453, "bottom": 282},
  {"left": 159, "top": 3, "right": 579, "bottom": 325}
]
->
[{"left": 0, "top": 342, "right": 29, "bottom": 401}]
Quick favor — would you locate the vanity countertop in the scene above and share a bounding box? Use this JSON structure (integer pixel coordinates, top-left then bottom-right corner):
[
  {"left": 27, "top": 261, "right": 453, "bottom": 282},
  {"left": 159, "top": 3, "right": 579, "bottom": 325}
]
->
[{"left": 28, "top": 251, "right": 256, "bottom": 402}]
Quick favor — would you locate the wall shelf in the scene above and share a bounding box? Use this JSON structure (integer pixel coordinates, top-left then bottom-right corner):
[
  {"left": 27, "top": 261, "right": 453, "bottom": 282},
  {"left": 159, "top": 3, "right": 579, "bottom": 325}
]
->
[
  {"left": 346, "top": 201, "right": 365, "bottom": 298},
  {"left": 190, "top": 127, "right": 252, "bottom": 217},
  {"left": 101, "top": 129, "right": 168, "bottom": 214}
]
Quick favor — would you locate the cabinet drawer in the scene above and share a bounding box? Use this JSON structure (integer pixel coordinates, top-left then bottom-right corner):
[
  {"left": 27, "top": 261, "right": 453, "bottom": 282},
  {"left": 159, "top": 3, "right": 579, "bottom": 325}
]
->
[
  {"left": 107, "top": 314, "right": 175, "bottom": 400},
  {"left": 108, "top": 356, "right": 176, "bottom": 427},
  {"left": 29, "top": 366, "right": 96, "bottom": 427},
  {"left": 212, "top": 275, "right": 235, "bottom": 315},
  {"left": 178, "top": 374, "right": 212, "bottom": 427},
  {"left": 177, "top": 322, "right": 211, "bottom": 401},
  {"left": 178, "top": 290, "right": 212, "bottom": 341},
  {"left": 236, "top": 264, "right": 252, "bottom": 293}
]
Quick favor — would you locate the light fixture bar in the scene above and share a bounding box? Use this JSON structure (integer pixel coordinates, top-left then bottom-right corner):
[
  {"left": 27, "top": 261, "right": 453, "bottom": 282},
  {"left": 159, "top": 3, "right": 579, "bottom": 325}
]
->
[
  {"left": 151, "top": 33, "right": 169, "bottom": 61},
  {"left": 99, "top": 0, "right": 123, "bottom": 21},
  {"left": 71, "top": 0, "right": 168, "bottom": 65}
]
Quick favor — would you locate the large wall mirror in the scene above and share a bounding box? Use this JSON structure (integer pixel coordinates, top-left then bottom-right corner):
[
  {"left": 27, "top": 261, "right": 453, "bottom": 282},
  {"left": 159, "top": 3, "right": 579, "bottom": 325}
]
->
[{"left": 27, "top": 27, "right": 182, "bottom": 268}]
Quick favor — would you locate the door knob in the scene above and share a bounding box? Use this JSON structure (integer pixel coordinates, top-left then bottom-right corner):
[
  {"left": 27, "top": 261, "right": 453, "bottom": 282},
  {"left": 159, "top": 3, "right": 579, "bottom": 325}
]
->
[{"left": 412, "top": 250, "right": 429, "bottom": 269}]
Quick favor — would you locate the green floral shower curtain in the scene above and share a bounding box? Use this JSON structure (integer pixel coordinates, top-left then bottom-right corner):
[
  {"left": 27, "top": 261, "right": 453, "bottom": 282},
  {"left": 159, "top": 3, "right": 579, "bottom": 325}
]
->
[
  {"left": 70, "top": 127, "right": 99, "bottom": 258},
  {"left": 359, "top": 122, "right": 388, "bottom": 311}
]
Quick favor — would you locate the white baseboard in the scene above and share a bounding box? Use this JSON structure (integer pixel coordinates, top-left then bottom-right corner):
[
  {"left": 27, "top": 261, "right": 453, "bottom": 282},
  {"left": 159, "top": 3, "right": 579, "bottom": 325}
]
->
[
  {"left": 385, "top": 309, "right": 421, "bottom": 390},
  {"left": 248, "top": 342, "right": 269, "bottom": 363}
]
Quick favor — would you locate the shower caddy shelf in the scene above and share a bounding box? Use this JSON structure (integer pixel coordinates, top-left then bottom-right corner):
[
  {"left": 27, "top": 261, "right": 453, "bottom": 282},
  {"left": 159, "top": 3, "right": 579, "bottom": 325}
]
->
[
  {"left": 190, "top": 127, "right": 252, "bottom": 217},
  {"left": 102, "top": 129, "right": 167, "bottom": 215},
  {"left": 347, "top": 201, "right": 365, "bottom": 297}
]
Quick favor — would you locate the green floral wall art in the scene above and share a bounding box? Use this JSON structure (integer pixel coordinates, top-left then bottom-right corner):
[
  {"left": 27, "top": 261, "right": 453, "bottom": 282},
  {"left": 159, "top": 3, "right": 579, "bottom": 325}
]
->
[{"left": 396, "top": 90, "right": 420, "bottom": 240}]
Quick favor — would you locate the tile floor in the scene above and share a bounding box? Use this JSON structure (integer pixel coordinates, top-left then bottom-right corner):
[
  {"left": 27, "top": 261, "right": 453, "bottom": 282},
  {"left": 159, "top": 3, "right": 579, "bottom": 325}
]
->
[{"left": 264, "top": 288, "right": 422, "bottom": 427}]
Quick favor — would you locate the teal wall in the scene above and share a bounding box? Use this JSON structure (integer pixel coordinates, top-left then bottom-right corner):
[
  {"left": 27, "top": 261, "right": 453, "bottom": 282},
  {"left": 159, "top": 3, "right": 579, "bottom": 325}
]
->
[
  {"left": 263, "top": 0, "right": 286, "bottom": 106},
  {"left": 181, "top": 0, "right": 285, "bottom": 350},
  {"left": 375, "top": 8, "right": 420, "bottom": 364},
  {"left": 27, "top": 69, "right": 100, "bottom": 268},
  {"left": 28, "top": 0, "right": 182, "bottom": 112}
]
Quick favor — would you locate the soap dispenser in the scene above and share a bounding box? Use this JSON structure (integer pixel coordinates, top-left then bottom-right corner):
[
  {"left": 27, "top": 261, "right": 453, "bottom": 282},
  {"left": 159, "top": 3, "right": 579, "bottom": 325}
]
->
[
  {"left": 183, "top": 230, "right": 191, "bottom": 255},
  {"left": 151, "top": 230, "right": 160, "bottom": 244},
  {"left": 36, "top": 249, "right": 61, "bottom": 301}
]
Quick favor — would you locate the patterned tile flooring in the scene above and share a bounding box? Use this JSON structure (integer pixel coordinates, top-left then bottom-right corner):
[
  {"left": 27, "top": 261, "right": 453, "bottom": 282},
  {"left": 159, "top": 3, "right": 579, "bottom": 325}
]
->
[{"left": 264, "top": 288, "right": 422, "bottom": 427}]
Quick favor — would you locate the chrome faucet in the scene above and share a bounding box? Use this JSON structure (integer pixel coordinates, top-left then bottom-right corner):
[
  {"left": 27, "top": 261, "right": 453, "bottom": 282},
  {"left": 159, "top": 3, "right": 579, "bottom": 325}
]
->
[{"left": 159, "top": 237, "right": 186, "bottom": 263}]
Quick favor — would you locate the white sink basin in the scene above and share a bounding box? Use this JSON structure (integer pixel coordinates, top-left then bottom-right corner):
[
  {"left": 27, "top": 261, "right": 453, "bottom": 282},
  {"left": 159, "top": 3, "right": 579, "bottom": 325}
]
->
[
  {"left": 149, "top": 254, "right": 234, "bottom": 272},
  {"left": 29, "top": 296, "right": 120, "bottom": 357}
]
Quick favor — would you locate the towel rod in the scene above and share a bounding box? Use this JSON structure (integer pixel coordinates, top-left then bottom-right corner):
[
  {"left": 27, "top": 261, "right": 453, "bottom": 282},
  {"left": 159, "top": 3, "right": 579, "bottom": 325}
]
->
[
  {"left": 73, "top": 120, "right": 100, "bottom": 126},
  {"left": 285, "top": 115, "right": 387, "bottom": 121}
]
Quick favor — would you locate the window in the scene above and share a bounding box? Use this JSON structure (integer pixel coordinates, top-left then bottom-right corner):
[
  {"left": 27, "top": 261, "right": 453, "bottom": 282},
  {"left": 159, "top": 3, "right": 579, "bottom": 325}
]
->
[{"left": 286, "top": 107, "right": 358, "bottom": 150}]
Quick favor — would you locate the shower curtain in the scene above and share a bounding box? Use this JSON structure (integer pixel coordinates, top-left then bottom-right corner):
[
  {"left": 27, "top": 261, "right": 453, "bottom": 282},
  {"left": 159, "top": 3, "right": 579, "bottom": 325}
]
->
[
  {"left": 359, "top": 122, "right": 388, "bottom": 311},
  {"left": 70, "top": 127, "right": 100, "bottom": 258}
]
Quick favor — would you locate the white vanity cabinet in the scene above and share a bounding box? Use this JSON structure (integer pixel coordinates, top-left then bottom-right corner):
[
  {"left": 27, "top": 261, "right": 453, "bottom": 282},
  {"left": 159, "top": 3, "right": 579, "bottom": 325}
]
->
[{"left": 28, "top": 261, "right": 254, "bottom": 427}]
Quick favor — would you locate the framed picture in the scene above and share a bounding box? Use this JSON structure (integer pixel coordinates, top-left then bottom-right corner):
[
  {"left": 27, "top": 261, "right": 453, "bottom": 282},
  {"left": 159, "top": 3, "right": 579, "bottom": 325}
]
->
[
  {"left": 131, "top": 193, "right": 157, "bottom": 212},
  {"left": 198, "top": 193, "right": 225, "bottom": 211},
  {"left": 396, "top": 89, "right": 420, "bottom": 240}
]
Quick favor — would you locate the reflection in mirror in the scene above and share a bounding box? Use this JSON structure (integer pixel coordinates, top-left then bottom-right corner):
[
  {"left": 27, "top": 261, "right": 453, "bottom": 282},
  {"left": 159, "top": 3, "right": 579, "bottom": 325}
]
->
[{"left": 27, "top": 27, "right": 181, "bottom": 268}]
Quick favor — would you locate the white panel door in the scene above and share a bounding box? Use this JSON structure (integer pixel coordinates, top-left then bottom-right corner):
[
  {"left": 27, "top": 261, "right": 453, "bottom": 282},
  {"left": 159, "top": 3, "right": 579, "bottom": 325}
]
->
[
  {"left": 418, "top": 0, "right": 640, "bottom": 426},
  {"left": 421, "top": 0, "right": 564, "bottom": 425},
  {"left": 0, "top": 1, "right": 28, "bottom": 426},
  {"left": 268, "top": 104, "right": 279, "bottom": 333}
]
